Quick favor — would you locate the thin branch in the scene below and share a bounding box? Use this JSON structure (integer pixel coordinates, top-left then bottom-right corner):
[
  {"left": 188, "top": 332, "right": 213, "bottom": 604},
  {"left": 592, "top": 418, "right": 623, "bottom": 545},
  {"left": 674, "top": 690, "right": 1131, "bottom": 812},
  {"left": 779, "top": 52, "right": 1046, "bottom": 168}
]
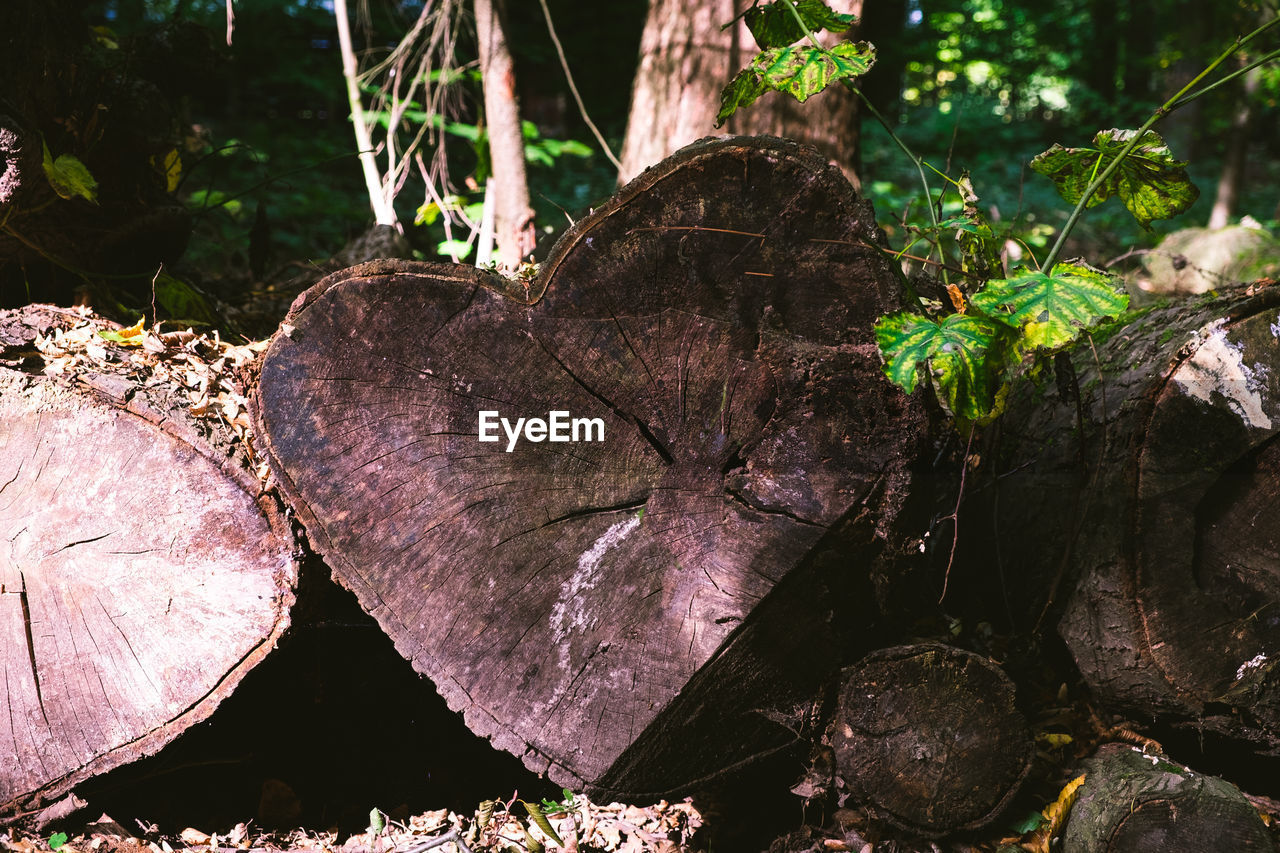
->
[
  {"left": 536, "top": 0, "right": 623, "bottom": 173},
  {"left": 1041, "top": 14, "right": 1280, "bottom": 271}
]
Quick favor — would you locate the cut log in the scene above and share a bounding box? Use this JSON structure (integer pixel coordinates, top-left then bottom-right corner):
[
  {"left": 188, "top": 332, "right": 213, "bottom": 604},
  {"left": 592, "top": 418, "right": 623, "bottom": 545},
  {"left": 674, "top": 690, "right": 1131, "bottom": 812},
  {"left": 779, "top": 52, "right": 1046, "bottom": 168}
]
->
[
  {"left": 1061, "top": 742, "right": 1272, "bottom": 852},
  {"left": 983, "top": 282, "right": 1280, "bottom": 753},
  {"left": 831, "top": 643, "right": 1032, "bottom": 837},
  {"left": 0, "top": 306, "right": 297, "bottom": 815},
  {"left": 253, "top": 136, "right": 927, "bottom": 800}
]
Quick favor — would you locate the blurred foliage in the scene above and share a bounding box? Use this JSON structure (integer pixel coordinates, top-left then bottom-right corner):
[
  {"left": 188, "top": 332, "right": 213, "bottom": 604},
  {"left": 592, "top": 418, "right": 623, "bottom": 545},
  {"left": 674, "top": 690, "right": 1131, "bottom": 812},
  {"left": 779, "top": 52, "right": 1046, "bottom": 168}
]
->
[
  {"left": 863, "top": 0, "right": 1280, "bottom": 261},
  {"left": 76, "top": 0, "right": 1280, "bottom": 308}
]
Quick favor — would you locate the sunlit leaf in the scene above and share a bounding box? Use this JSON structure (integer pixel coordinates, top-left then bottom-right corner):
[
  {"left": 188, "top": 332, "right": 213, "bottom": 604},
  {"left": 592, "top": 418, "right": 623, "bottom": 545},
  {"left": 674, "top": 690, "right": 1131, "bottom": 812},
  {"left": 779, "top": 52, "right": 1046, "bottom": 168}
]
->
[
  {"left": 874, "top": 311, "right": 1005, "bottom": 420},
  {"left": 1036, "top": 732, "right": 1074, "bottom": 748},
  {"left": 743, "top": 0, "right": 857, "bottom": 50},
  {"left": 48, "top": 833, "right": 68, "bottom": 851},
  {"left": 1030, "top": 129, "right": 1199, "bottom": 228},
  {"left": 42, "top": 141, "right": 98, "bottom": 203},
  {"left": 98, "top": 316, "right": 146, "bottom": 346},
  {"left": 971, "top": 262, "right": 1129, "bottom": 351},
  {"left": 716, "top": 41, "right": 874, "bottom": 126},
  {"left": 437, "top": 238, "right": 473, "bottom": 259},
  {"left": 753, "top": 41, "right": 875, "bottom": 103}
]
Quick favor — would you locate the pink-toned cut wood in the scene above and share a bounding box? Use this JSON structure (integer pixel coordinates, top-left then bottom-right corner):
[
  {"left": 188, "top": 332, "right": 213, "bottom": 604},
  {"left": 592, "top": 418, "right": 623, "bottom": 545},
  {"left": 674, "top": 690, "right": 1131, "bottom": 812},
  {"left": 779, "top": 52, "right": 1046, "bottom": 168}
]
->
[{"left": 0, "top": 333, "right": 296, "bottom": 815}]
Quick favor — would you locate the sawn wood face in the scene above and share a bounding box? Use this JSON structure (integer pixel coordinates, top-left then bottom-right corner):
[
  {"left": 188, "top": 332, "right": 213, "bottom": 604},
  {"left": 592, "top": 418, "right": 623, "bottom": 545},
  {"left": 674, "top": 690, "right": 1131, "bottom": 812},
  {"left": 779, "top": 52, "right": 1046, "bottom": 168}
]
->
[{"left": 254, "top": 137, "right": 923, "bottom": 796}]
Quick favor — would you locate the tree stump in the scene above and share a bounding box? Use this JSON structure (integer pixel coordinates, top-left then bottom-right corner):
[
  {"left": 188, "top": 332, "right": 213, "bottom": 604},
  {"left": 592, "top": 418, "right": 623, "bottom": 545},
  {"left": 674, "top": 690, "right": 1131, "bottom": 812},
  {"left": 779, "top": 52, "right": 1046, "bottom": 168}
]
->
[
  {"left": 253, "top": 136, "right": 926, "bottom": 799},
  {"left": 1061, "top": 742, "right": 1272, "bottom": 852},
  {"left": 0, "top": 306, "right": 297, "bottom": 815},
  {"left": 831, "top": 643, "right": 1032, "bottom": 837},
  {"left": 983, "top": 282, "right": 1280, "bottom": 753}
]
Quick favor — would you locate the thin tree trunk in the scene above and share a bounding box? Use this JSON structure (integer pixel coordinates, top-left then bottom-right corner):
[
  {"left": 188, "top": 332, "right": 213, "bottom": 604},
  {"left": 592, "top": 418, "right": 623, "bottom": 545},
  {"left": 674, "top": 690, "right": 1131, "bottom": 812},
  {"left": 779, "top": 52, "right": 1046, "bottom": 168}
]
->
[
  {"left": 1208, "top": 64, "right": 1260, "bottom": 229},
  {"left": 475, "top": 0, "right": 535, "bottom": 269},
  {"left": 334, "top": 0, "right": 397, "bottom": 227}
]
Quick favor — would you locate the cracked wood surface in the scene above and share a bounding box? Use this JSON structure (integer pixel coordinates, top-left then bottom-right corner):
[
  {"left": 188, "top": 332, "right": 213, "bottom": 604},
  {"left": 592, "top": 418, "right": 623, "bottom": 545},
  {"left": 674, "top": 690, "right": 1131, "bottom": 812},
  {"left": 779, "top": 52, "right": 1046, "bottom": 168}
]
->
[
  {"left": 254, "top": 136, "right": 925, "bottom": 798},
  {"left": 0, "top": 326, "right": 296, "bottom": 812}
]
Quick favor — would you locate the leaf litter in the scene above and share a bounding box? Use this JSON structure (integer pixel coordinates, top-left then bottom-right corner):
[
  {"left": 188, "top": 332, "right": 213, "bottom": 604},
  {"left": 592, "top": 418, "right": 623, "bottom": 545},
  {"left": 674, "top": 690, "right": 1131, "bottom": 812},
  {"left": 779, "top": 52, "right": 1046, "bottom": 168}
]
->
[{"left": 1, "top": 797, "right": 703, "bottom": 853}]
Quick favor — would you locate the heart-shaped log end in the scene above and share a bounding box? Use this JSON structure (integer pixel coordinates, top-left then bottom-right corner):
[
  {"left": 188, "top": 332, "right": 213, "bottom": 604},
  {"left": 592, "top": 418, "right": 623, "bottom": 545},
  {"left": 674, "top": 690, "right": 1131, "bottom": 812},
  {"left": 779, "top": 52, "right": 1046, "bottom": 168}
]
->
[{"left": 254, "top": 136, "right": 925, "bottom": 799}]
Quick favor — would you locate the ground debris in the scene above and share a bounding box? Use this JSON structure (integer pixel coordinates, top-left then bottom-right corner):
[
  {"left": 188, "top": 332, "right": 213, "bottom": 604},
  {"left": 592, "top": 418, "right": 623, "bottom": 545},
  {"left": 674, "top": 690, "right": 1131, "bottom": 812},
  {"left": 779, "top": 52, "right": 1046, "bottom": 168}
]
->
[
  {"left": 2, "top": 797, "right": 704, "bottom": 853},
  {"left": 6, "top": 304, "right": 273, "bottom": 485}
]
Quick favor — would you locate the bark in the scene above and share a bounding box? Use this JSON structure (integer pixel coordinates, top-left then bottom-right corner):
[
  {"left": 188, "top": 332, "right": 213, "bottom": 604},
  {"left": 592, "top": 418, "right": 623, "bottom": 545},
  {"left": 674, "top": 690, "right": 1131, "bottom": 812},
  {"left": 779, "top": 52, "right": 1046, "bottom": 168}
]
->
[
  {"left": 0, "top": 306, "right": 297, "bottom": 815},
  {"left": 618, "top": 0, "right": 863, "bottom": 188},
  {"left": 831, "top": 644, "right": 1032, "bottom": 837},
  {"left": 253, "top": 136, "right": 927, "bottom": 800},
  {"left": 978, "top": 282, "right": 1280, "bottom": 754},
  {"left": 1061, "top": 743, "right": 1272, "bottom": 852},
  {"left": 475, "top": 0, "right": 535, "bottom": 268}
]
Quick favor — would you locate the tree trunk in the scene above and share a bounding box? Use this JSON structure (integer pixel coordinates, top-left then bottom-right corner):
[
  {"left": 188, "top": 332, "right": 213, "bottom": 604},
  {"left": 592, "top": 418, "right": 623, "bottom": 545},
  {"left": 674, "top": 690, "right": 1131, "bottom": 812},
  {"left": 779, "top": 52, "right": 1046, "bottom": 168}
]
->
[
  {"left": 618, "top": 0, "right": 864, "bottom": 188},
  {"left": 0, "top": 306, "right": 297, "bottom": 815},
  {"left": 1061, "top": 742, "right": 1272, "bottom": 852},
  {"left": 333, "top": 0, "right": 398, "bottom": 228},
  {"left": 977, "top": 282, "right": 1280, "bottom": 754},
  {"left": 1208, "top": 64, "right": 1261, "bottom": 230},
  {"left": 831, "top": 644, "right": 1032, "bottom": 837},
  {"left": 253, "top": 136, "right": 927, "bottom": 800},
  {"left": 475, "top": 0, "right": 535, "bottom": 269}
]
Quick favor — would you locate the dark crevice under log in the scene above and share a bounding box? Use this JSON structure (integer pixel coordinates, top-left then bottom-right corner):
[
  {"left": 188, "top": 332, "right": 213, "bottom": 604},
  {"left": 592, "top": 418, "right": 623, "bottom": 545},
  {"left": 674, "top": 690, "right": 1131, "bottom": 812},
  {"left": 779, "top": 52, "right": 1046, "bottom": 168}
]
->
[
  {"left": 984, "top": 283, "right": 1280, "bottom": 755},
  {"left": 0, "top": 307, "right": 297, "bottom": 815},
  {"left": 253, "top": 136, "right": 927, "bottom": 800}
]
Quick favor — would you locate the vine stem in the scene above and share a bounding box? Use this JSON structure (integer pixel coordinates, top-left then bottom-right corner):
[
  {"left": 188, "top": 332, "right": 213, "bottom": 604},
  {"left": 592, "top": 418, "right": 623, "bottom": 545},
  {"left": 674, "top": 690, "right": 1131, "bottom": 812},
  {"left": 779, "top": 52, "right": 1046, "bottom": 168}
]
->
[
  {"left": 776, "top": 0, "right": 950, "bottom": 286},
  {"left": 1040, "top": 12, "right": 1280, "bottom": 271}
]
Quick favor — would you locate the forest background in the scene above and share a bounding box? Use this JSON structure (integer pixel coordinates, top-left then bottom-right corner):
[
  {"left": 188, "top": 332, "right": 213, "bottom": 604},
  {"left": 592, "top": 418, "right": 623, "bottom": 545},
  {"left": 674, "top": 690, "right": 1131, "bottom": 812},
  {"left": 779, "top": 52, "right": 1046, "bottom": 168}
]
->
[{"left": 43, "top": 0, "right": 1280, "bottom": 324}]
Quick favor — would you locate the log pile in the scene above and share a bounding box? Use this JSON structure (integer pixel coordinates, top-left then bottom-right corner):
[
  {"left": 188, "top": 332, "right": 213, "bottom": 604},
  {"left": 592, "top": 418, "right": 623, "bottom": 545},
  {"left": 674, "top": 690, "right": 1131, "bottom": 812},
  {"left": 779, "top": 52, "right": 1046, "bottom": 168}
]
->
[{"left": 5, "top": 136, "right": 1280, "bottom": 847}]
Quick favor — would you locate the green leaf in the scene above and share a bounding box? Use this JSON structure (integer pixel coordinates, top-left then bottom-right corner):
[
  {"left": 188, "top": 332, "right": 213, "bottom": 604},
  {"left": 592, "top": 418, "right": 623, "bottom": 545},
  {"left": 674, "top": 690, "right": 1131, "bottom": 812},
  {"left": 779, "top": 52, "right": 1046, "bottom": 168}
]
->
[
  {"left": 970, "top": 262, "right": 1129, "bottom": 351},
  {"left": 743, "top": 0, "right": 856, "bottom": 50},
  {"left": 48, "top": 832, "right": 68, "bottom": 851},
  {"left": 153, "top": 273, "right": 220, "bottom": 327},
  {"left": 716, "top": 67, "right": 769, "bottom": 126},
  {"left": 41, "top": 141, "right": 98, "bottom": 203},
  {"left": 874, "top": 311, "right": 1005, "bottom": 420},
  {"left": 436, "top": 238, "right": 473, "bottom": 259},
  {"left": 521, "top": 801, "right": 564, "bottom": 847},
  {"left": 1030, "top": 129, "right": 1199, "bottom": 228},
  {"left": 1007, "top": 810, "right": 1048, "bottom": 835},
  {"left": 953, "top": 172, "right": 1003, "bottom": 280},
  {"left": 717, "top": 41, "right": 873, "bottom": 126},
  {"left": 754, "top": 41, "right": 875, "bottom": 102}
]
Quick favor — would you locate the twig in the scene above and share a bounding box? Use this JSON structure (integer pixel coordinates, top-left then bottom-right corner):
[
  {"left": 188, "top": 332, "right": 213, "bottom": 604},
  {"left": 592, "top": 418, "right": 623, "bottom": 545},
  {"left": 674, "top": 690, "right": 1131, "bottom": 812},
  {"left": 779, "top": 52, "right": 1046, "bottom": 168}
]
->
[
  {"left": 938, "top": 429, "right": 976, "bottom": 603},
  {"left": 536, "top": 0, "right": 623, "bottom": 173},
  {"left": 400, "top": 828, "right": 472, "bottom": 853}
]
